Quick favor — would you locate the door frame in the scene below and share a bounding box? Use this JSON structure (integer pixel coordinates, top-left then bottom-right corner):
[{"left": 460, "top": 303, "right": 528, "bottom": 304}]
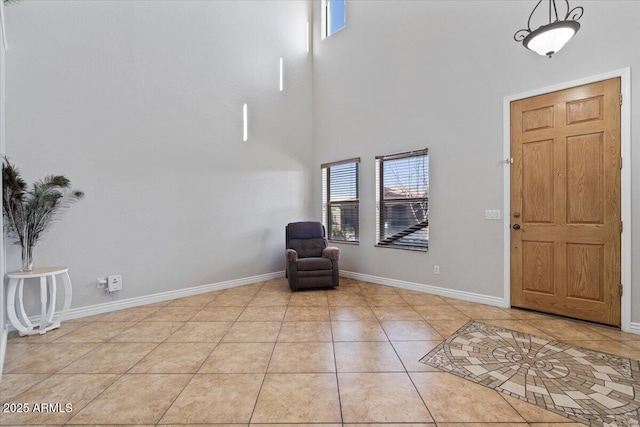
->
[{"left": 502, "top": 68, "right": 632, "bottom": 332}]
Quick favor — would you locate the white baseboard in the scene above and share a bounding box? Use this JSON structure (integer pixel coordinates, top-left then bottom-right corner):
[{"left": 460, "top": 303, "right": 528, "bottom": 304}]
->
[
  {"left": 63, "top": 270, "right": 285, "bottom": 321},
  {"left": 340, "top": 270, "right": 506, "bottom": 308},
  {"left": 9, "top": 271, "right": 285, "bottom": 328},
  {"left": 629, "top": 323, "right": 640, "bottom": 335},
  {"left": 9, "top": 269, "right": 637, "bottom": 337},
  {"left": 340, "top": 271, "right": 639, "bottom": 335},
  {"left": 0, "top": 326, "right": 8, "bottom": 380}
]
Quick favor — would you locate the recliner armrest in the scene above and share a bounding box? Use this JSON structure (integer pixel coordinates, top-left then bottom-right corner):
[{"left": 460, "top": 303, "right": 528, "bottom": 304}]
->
[
  {"left": 286, "top": 249, "right": 298, "bottom": 262},
  {"left": 322, "top": 247, "right": 340, "bottom": 260}
]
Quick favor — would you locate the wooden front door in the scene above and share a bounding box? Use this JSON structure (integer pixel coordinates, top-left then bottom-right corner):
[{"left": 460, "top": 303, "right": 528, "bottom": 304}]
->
[{"left": 510, "top": 78, "right": 622, "bottom": 326}]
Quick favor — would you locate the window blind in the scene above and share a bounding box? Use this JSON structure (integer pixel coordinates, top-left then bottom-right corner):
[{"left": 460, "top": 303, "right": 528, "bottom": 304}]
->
[
  {"left": 376, "top": 149, "right": 429, "bottom": 250},
  {"left": 322, "top": 158, "right": 360, "bottom": 243}
]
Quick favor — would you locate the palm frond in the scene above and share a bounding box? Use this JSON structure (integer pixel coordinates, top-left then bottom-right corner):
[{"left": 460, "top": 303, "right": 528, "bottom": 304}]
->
[{"left": 2, "top": 156, "right": 84, "bottom": 249}]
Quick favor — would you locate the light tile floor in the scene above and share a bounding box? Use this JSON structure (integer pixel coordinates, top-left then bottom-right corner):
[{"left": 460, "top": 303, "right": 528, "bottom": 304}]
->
[{"left": 2, "top": 277, "right": 640, "bottom": 426}]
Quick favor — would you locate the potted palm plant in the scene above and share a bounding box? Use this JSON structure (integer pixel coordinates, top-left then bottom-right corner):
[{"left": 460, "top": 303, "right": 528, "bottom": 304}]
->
[{"left": 2, "top": 157, "right": 84, "bottom": 271}]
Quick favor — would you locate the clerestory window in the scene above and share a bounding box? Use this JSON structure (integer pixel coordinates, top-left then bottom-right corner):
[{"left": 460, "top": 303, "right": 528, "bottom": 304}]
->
[{"left": 323, "top": 0, "right": 346, "bottom": 38}]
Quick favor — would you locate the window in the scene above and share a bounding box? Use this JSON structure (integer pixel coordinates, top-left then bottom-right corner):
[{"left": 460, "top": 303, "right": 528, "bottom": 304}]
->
[
  {"left": 322, "top": 0, "right": 346, "bottom": 38},
  {"left": 322, "top": 158, "right": 360, "bottom": 243},
  {"left": 376, "top": 149, "right": 429, "bottom": 251}
]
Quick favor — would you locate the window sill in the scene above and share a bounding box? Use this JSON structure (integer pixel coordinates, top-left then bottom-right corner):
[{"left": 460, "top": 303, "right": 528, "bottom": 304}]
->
[
  {"left": 374, "top": 244, "right": 428, "bottom": 252},
  {"left": 328, "top": 240, "right": 359, "bottom": 246}
]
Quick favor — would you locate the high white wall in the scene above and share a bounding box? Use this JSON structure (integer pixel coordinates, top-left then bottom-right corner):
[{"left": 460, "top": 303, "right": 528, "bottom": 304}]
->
[
  {"left": 3, "top": 0, "right": 639, "bottom": 326},
  {"left": 4, "top": 1, "right": 313, "bottom": 310},
  {"left": 312, "top": 1, "right": 640, "bottom": 321}
]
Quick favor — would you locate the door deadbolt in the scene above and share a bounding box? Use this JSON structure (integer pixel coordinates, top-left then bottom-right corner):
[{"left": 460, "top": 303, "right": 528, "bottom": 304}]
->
[{"left": 513, "top": 212, "right": 520, "bottom": 218}]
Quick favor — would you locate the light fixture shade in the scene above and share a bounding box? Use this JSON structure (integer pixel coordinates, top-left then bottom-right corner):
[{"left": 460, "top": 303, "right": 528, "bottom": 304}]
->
[
  {"left": 523, "top": 21, "right": 580, "bottom": 57},
  {"left": 514, "top": 0, "right": 584, "bottom": 58}
]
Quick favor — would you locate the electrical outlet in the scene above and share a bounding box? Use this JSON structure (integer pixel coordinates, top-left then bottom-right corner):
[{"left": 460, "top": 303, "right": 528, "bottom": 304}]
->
[
  {"left": 485, "top": 210, "right": 501, "bottom": 220},
  {"left": 96, "top": 277, "right": 107, "bottom": 288},
  {"left": 107, "top": 274, "right": 122, "bottom": 292},
  {"left": 434, "top": 265, "right": 440, "bottom": 275}
]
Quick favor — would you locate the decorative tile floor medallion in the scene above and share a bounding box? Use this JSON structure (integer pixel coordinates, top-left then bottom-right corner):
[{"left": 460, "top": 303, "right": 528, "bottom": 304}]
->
[{"left": 421, "top": 321, "right": 640, "bottom": 427}]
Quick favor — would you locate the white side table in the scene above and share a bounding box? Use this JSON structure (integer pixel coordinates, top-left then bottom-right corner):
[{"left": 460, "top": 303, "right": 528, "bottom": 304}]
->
[{"left": 6, "top": 266, "right": 73, "bottom": 336}]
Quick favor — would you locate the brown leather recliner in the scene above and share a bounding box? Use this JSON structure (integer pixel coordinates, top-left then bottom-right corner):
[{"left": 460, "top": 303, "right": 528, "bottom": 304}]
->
[{"left": 285, "top": 221, "right": 340, "bottom": 291}]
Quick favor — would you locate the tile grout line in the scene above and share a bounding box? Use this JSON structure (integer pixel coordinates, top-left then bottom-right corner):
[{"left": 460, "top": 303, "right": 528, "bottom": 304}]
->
[
  {"left": 63, "top": 296, "right": 199, "bottom": 424},
  {"left": 64, "top": 290, "right": 220, "bottom": 425},
  {"left": 0, "top": 371, "right": 54, "bottom": 403},
  {"left": 152, "top": 286, "right": 257, "bottom": 425},
  {"left": 4, "top": 306, "right": 169, "bottom": 424},
  {"left": 373, "top": 287, "right": 437, "bottom": 425},
  {"left": 329, "top": 287, "right": 345, "bottom": 426},
  {"left": 5, "top": 278, "right": 635, "bottom": 426},
  {"left": 496, "top": 386, "right": 534, "bottom": 423},
  {"left": 247, "top": 282, "right": 289, "bottom": 425},
  {"left": 62, "top": 366, "right": 128, "bottom": 424}
]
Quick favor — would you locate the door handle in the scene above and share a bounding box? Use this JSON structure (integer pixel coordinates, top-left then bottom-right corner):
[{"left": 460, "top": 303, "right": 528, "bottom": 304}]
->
[{"left": 513, "top": 224, "right": 521, "bottom": 230}]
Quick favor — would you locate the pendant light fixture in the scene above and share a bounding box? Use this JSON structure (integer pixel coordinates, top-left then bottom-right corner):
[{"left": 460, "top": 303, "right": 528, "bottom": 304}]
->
[{"left": 514, "top": 0, "right": 584, "bottom": 58}]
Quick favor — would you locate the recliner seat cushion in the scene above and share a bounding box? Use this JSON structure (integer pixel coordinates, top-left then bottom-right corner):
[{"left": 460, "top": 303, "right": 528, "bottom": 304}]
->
[
  {"left": 296, "top": 257, "right": 332, "bottom": 271},
  {"left": 289, "top": 238, "right": 326, "bottom": 258}
]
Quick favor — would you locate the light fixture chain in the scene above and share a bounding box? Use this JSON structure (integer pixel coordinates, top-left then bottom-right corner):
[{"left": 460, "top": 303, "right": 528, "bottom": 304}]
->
[{"left": 552, "top": 0, "right": 560, "bottom": 23}]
